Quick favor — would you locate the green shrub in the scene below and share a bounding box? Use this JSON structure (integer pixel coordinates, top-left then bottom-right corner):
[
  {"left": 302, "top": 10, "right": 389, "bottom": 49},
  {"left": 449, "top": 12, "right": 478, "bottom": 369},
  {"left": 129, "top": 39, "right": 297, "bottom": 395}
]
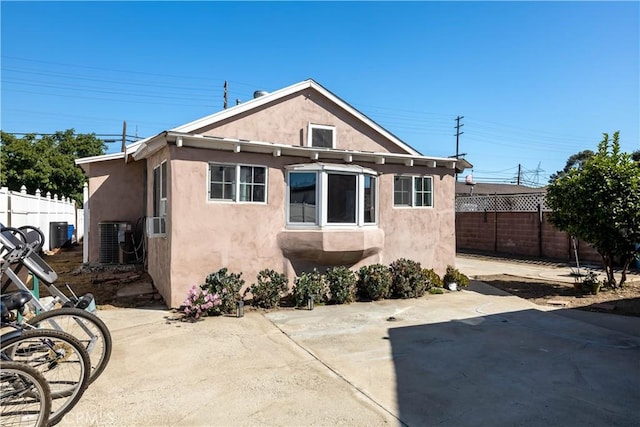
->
[
  {"left": 443, "top": 265, "right": 470, "bottom": 288},
  {"left": 357, "top": 264, "right": 392, "bottom": 301},
  {"left": 292, "top": 270, "right": 328, "bottom": 307},
  {"left": 389, "top": 258, "right": 429, "bottom": 298},
  {"left": 325, "top": 266, "right": 357, "bottom": 304},
  {"left": 200, "top": 268, "right": 245, "bottom": 315},
  {"left": 428, "top": 287, "right": 444, "bottom": 295},
  {"left": 424, "top": 268, "right": 443, "bottom": 288},
  {"left": 249, "top": 269, "right": 289, "bottom": 309}
]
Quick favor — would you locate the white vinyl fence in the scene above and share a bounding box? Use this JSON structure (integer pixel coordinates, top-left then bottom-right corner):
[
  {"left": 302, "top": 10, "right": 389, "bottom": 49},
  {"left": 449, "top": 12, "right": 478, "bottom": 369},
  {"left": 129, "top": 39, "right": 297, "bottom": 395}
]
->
[{"left": 0, "top": 186, "right": 82, "bottom": 251}]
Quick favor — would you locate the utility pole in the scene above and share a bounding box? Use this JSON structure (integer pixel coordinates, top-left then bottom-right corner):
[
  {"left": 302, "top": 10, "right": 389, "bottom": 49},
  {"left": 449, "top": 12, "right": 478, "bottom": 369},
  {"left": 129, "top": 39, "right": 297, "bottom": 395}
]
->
[
  {"left": 121, "top": 121, "right": 127, "bottom": 152},
  {"left": 454, "top": 115, "right": 464, "bottom": 181},
  {"left": 517, "top": 164, "right": 521, "bottom": 185},
  {"left": 223, "top": 81, "right": 228, "bottom": 110}
]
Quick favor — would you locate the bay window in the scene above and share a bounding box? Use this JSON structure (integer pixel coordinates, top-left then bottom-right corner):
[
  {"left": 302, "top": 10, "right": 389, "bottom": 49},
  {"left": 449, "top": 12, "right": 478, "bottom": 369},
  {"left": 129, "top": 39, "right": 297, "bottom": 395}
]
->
[{"left": 287, "top": 164, "right": 377, "bottom": 226}]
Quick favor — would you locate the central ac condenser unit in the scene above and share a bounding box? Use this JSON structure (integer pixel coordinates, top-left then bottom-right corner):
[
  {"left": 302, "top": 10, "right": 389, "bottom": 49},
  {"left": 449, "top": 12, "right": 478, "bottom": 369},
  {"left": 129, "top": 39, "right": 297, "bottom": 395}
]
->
[{"left": 98, "top": 221, "right": 132, "bottom": 264}]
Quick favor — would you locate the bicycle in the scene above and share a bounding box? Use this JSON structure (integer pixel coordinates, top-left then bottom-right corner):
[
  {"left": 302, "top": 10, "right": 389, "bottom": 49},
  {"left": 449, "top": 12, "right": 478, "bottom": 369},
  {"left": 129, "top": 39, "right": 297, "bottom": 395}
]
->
[
  {"left": 2, "top": 290, "right": 91, "bottom": 426},
  {"left": 1, "top": 224, "right": 112, "bottom": 383},
  {"left": 0, "top": 360, "right": 52, "bottom": 427}
]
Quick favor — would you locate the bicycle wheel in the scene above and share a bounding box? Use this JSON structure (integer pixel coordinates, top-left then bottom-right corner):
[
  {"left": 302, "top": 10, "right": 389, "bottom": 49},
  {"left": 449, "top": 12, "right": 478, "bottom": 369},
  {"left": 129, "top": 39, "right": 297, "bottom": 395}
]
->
[
  {"left": 0, "top": 361, "right": 52, "bottom": 427},
  {"left": 2, "top": 329, "right": 91, "bottom": 426},
  {"left": 28, "top": 307, "right": 112, "bottom": 383}
]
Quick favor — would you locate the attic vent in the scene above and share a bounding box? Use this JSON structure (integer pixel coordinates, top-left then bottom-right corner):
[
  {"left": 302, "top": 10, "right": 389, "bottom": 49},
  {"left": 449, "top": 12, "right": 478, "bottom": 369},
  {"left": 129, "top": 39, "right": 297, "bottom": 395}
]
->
[
  {"left": 99, "top": 221, "right": 131, "bottom": 264},
  {"left": 253, "top": 90, "right": 269, "bottom": 98}
]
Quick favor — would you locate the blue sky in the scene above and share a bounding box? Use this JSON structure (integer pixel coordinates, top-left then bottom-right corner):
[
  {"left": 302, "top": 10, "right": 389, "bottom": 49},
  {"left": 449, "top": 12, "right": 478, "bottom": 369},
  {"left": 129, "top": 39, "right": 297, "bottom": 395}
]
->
[{"left": 1, "top": 1, "right": 638, "bottom": 185}]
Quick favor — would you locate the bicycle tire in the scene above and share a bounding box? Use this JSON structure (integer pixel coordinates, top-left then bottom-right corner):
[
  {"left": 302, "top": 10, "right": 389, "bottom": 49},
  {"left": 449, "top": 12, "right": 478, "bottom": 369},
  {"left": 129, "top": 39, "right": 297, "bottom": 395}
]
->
[
  {"left": 0, "top": 360, "right": 52, "bottom": 427},
  {"left": 27, "top": 307, "right": 112, "bottom": 383},
  {"left": 1, "top": 329, "right": 91, "bottom": 426}
]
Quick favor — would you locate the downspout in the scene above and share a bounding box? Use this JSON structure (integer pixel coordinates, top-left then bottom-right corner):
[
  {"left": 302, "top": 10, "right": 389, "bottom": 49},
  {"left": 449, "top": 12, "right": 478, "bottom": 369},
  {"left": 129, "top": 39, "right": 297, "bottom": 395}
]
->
[
  {"left": 82, "top": 182, "right": 89, "bottom": 264},
  {"left": 142, "top": 162, "right": 148, "bottom": 269}
]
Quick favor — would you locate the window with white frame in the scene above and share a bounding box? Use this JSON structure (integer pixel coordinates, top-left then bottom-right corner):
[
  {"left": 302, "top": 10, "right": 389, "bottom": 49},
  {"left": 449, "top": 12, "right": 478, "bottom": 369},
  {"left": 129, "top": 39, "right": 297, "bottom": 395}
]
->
[
  {"left": 393, "top": 175, "right": 433, "bottom": 208},
  {"left": 288, "top": 172, "right": 317, "bottom": 223},
  {"left": 364, "top": 175, "right": 376, "bottom": 223},
  {"left": 308, "top": 124, "right": 335, "bottom": 148},
  {"left": 149, "top": 161, "right": 167, "bottom": 236},
  {"left": 287, "top": 164, "right": 378, "bottom": 226},
  {"left": 208, "top": 163, "right": 267, "bottom": 203}
]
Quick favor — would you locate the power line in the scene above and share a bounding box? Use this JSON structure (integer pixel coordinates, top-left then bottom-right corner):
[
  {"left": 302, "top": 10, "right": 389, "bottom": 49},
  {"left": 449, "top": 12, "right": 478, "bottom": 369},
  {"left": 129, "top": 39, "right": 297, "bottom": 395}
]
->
[{"left": 2, "top": 55, "right": 614, "bottom": 158}]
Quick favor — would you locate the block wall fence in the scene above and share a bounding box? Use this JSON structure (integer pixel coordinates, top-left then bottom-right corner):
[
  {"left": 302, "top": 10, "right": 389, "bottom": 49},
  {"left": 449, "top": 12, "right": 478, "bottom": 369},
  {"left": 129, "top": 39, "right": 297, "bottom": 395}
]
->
[
  {"left": 455, "top": 193, "right": 601, "bottom": 264},
  {"left": 455, "top": 211, "right": 601, "bottom": 263}
]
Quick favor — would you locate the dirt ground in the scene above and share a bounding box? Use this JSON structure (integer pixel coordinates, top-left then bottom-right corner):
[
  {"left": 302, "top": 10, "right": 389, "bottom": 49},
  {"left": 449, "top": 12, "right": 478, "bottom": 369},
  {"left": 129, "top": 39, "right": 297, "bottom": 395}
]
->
[
  {"left": 9, "top": 244, "right": 640, "bottom": 317},
  {"left": 5, "top": 243, "right": 161, "bottom": 309},
  {"left": 476, "top": 274, "right": 640, "bottom": 317}
]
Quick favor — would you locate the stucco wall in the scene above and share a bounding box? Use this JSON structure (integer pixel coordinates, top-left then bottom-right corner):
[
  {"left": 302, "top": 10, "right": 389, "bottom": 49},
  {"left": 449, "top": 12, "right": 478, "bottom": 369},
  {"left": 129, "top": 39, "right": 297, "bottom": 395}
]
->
[
  {"left": 377, "top": 166, "right": 456, "bottom": 275},
  {"left": 145, "top": 148, "right": 172, "bottom": 304},
  {"left": 159, "top": 145, "right": 455, "bottom": 307},
  {"left": 83, "top": 159, "right": 145, "bottom": 263},
  {"left": 198, "top": 90, "right": 410, "bottom": 154},
  {"left": 165, "top": 148, "right": 287, "bottom": 307}
]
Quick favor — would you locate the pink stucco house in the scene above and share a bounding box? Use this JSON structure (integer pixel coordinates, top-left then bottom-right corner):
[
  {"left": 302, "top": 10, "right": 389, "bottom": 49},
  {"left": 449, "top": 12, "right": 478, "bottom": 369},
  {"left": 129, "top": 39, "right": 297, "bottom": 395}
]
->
[{"left": 76, "top": 79, "right": 471, "bottom": 307}]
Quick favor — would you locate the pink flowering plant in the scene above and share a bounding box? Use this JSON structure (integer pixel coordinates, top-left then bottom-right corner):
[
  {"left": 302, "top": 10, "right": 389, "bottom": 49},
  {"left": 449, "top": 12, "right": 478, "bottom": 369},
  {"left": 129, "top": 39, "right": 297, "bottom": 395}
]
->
[{"left": 181, "top": 285, "right": 222, "bottom": 320}]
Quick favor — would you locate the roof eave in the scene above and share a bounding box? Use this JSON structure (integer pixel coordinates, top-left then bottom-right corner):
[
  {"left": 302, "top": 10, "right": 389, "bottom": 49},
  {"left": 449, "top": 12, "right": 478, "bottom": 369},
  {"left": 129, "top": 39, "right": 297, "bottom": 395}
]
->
[
  {"left": 160, "top": 132, "right": 460, "bottom": 170},
  {"left": 75, "top": 152, "right": 125, "bottom": 165}
]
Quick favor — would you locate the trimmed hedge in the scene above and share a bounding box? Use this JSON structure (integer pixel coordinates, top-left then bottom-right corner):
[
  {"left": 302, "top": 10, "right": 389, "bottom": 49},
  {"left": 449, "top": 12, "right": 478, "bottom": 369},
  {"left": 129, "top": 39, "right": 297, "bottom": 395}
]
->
[
  {"left": 326, "top": 266, "right": 357, "bottom": 304},
  {"left": 357, "top": 264, "right": 392, "bottom": 301}
]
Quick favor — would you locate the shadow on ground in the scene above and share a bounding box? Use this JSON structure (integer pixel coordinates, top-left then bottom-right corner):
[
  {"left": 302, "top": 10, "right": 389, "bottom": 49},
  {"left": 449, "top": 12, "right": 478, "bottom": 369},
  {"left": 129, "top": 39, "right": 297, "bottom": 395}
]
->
[
  {"left": 389, "top": 307, "right": 640, "bottom": 426},
  {"left": 476, "top": 277, "right": 577, "bottom": 299}
]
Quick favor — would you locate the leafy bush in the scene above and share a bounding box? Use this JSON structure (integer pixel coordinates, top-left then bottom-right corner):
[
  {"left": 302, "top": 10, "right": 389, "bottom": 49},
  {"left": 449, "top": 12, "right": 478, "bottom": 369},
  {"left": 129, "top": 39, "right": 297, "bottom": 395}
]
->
[
  {"left": 181, "top": 285, "right": 222, "bottom": 320},
  {"left": 325, "top": 266, "right": 357, "bottom": 304},
  {"left": 423, "top": 268, "right": 443, "bottom": 288},
  {"left": 200, "top": 268, "right": 245, "bottom": 315},
  {"left": 389, "top": 258, "right": 429, "bottom": 298},
  {"left": 357, "top": 264, "right": 392, "bottom": 301},
  {"left": 292, "top": 270, "right": 328, "bottom": 307},
  {"left": 429, "top": 287, "right": 444, "bottom": 295},
  {"left": 249, "top": 269, "right": 289, "bottom": 309},
  {"left": 443, "top": 265, "right": 470, "bottom": 288}
]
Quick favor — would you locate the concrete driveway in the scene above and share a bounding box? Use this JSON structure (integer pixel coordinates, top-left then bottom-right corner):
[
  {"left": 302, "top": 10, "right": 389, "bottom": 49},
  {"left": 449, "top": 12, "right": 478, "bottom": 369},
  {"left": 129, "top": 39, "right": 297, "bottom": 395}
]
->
[{"left": 59, "top": 262, "right": 640, "bottom": 426}]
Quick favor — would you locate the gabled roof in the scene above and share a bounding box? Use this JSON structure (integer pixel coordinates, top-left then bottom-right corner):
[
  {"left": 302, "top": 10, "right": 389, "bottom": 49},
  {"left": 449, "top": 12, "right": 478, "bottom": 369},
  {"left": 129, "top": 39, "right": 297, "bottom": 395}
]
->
[
  {"left": 172, "top": 78, "right": 421, "bottom": 156},
  {"left": 75, "top": 78, "right": 473, "bottom": 172}
]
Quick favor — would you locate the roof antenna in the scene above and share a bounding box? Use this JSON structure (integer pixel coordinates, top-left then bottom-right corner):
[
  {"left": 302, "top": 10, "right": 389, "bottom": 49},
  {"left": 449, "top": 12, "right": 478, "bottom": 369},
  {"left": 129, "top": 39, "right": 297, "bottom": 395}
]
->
[
  {"left": 223, "top": 81, "right": 228, "bottom": 109},
  {"left": 121, "top": 120, "right": 127, "bottom": 152}
]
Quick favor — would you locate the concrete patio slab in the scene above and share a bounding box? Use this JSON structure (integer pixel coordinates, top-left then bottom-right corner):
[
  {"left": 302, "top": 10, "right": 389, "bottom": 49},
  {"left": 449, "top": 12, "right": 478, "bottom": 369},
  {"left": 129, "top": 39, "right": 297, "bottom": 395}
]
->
[
  {"left": 265, "top": 286, "right": 639, "bottom": 426},
  {"left": 57, "top": 263, "right": 640, "bottom": 426},
  {"left": 57, "top": 307, "right": 394, "bottom": 427}
]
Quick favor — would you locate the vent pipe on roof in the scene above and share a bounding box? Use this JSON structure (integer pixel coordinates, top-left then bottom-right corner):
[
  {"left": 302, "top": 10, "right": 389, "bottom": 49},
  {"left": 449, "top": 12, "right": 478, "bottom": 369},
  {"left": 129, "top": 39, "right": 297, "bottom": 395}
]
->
[{"left": 253, "top": 90, "right": 269, "bottom": 98}]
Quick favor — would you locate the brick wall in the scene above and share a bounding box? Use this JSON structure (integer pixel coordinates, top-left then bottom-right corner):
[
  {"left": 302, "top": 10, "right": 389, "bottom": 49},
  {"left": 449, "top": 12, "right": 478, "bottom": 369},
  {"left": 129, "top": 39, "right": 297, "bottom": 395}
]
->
[{"left": 456, "top": 211, "right": 601, "bottom": 263}]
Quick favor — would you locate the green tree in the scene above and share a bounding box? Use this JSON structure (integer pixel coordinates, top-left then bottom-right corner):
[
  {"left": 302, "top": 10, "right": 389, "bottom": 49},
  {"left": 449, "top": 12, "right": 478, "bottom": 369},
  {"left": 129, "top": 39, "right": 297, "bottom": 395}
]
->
[
  {"left": 549, "top": 149, "right": 594, "bottom": 182},
  {"left": 546, "top": 132, "right": 640, "bottom": 287},
  {"left": 0, "top": 130, "right": 106, "bottom": 205},
  {"left": 632, "top": 150, "right": 640, "bottom": 162}
]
